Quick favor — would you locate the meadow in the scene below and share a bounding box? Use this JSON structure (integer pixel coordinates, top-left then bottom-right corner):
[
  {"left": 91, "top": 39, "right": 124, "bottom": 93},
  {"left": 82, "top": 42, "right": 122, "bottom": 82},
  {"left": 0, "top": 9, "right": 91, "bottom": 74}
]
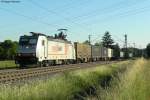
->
[
  {"left": 0, "top": 60, "right": 17, "bottom": 69},
  {"left": 89, "top": 58, "right": 150, "bottom": 100},
  {"left": 0, "top": 60, "right": 133, "bottom": 100}
]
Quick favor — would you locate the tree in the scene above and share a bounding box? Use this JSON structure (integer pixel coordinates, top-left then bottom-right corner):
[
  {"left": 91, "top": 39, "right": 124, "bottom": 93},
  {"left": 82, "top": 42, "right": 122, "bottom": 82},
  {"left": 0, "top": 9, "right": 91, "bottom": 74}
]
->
[
  {"left": 1, "top": 40, "right": 13, "bottom": 59},
  {"left": 102, "top": 31, "right": 114, "bottom": 48},
  {"left": 146, "top": 43, "right": 150, "bottom": 58},
  {"left": 10, "top": 41, "right": 18, "bottom": 59},
  {"left": 94, "top": 42, "right": 103, "bottom": 46},
  {"left": 83, "top": 40, "right": 90, "bottom": 45},
  {"left": 0, "top": 46, "right": 5, "bottom": 60},
  {"left": 0, "top": 40, "right": 18, "bottom": 60}
]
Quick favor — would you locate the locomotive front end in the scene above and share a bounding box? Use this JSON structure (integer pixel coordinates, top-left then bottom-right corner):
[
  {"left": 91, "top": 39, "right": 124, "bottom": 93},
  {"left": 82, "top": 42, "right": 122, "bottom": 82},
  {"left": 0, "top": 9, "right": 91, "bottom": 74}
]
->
[{"left": 15, "top": 35, "right": 38, "bottom": 66}]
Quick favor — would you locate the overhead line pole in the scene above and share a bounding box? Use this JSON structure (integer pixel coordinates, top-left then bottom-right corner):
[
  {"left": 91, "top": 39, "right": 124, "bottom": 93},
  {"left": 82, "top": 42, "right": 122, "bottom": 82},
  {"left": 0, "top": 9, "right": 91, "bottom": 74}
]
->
[
  {"left": 124, "top": 34, "right": 128, "bottom": 58},
  {"left": 88, "top": 34, "right": 92, "bottom": 62},
  {"left": 88, "top": 35, "right": 91, "bottom": 45},
  {"left": 133, "top": 42, "right": 136, "bottom": 57}
]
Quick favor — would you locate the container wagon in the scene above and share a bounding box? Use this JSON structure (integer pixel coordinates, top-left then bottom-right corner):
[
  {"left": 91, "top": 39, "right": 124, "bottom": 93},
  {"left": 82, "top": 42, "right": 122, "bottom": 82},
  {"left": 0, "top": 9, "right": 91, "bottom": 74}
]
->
[
  {"left": 74, "top": 42, "right": 91, "bottom": 63},
  {"left": 100, "top": 47, "right": 113, "bottom": 60},
  {"left": 91, "top": 45, "right": 102, "bottom": 61}
]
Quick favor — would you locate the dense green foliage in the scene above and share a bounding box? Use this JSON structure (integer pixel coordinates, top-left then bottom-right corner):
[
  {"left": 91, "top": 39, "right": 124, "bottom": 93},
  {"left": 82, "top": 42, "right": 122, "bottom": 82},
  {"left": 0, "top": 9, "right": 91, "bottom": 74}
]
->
[
  {"left": 0, "top": 40, "right": 18, "bottom": 60},
  {"left": 94, "top": 42, "right": 102, "bottom": 46},
  {"left": 102, "top": 31, "right": 114, "bottom": 48},
  {"left": 146, "top": 43, "right": 150, "bottom": 57},
  {"left": 83, "top": 40, "right": 90, "bottom": 45}
]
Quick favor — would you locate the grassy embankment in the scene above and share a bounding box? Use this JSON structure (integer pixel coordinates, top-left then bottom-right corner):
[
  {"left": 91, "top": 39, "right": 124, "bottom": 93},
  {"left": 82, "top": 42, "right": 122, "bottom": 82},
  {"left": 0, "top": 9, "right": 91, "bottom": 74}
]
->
[
  {"left": 0, "top": 60, "right": 133, "bottom": 100},
  {"left": 0, "top": 60, "right": 17, "bottom": 69},
  {"left": 90, "top": 58, "right": 150, "bottom": 100}
]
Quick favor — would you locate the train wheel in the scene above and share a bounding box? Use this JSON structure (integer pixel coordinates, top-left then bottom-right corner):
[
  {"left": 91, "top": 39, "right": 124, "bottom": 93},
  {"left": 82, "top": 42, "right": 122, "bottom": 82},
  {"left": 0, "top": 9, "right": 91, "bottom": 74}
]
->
[
  {"left": 38, "top": 62, "right": 43, "bottom": 67},
  {"left": 44, "top": 61, "right": 49, "bottom": 67},
  {"left": 19, "top": 64, "right": 26, "bottom": 69}
]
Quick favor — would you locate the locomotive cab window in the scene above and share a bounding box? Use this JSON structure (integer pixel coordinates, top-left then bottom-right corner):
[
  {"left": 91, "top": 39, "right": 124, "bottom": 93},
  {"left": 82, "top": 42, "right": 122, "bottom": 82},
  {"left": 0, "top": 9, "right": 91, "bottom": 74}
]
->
[{"left": 29, "top": 39, "right": 37, "bottom": 45}]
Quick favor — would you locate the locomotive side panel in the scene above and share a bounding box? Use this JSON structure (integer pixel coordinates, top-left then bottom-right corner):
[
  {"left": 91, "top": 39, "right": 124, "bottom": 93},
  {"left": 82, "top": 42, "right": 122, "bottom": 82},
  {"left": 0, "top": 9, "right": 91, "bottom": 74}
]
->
[
  {"left": 36, "top": 36, "right": 48, "bottom": 62},
  {"left": 47, "top": 40, "right": 75, "bottom": 60}
]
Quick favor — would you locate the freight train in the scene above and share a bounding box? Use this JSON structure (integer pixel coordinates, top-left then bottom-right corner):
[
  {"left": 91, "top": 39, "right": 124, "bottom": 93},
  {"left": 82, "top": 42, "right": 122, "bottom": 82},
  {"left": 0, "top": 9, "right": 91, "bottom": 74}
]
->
[{"left": 15, "top": 32, "right": 113, "bottom": 67}]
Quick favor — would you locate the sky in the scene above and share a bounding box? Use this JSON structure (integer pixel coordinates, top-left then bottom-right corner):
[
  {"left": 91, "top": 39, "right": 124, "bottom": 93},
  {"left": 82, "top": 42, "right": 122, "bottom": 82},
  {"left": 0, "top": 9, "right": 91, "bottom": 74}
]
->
[{"left": 0, "top": 0, "right": 150, "bottom": 48}]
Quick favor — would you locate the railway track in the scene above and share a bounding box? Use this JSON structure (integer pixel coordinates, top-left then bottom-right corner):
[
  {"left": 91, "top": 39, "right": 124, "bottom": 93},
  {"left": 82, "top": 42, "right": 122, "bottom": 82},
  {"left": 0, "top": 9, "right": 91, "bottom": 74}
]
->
[{"left": 0, "top": 61, "right": 116, "bottom": 84}]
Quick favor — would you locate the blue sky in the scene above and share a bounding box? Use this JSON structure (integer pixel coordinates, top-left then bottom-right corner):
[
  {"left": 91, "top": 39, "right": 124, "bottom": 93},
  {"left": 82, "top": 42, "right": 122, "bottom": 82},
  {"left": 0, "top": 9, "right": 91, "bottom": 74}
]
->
[{"left": 0, "top": 0, "right": 150, "bottom": 48}]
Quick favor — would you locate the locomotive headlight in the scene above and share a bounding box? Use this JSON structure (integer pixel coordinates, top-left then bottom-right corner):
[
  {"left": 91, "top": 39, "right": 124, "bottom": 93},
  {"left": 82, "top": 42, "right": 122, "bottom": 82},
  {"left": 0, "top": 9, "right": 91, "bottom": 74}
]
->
[
  {"left": 32, "top": 53, "right": 36, "bottom": 56},
  {"left": 17, "top": 53, "right": 21, "bottom": 56}
]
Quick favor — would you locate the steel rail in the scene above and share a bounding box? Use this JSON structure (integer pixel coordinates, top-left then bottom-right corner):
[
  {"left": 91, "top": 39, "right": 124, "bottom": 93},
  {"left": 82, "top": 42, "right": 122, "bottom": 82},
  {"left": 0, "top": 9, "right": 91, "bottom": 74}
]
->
[{"left": 0, "top": 61, "right": 116, "bottom": 84}]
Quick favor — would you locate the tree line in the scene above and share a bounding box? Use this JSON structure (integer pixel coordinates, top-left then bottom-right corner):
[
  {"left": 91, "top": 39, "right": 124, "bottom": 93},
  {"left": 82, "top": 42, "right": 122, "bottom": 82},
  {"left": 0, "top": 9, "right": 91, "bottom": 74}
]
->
[{"left": 0, "top": 40, "right": 18, "bottom": 60}]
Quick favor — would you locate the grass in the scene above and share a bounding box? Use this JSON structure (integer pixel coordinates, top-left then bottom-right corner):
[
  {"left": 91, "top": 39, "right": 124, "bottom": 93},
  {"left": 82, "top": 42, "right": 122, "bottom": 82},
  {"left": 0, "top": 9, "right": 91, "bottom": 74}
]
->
[
  {"left": 0, "top": 60, "right": 17, "bottom": 69},
  {"left": 0, "top": 60, "right": 132, "bottom": 100},
  {"left": 93, "top": 58, "right": 150, "bottom": 100}
]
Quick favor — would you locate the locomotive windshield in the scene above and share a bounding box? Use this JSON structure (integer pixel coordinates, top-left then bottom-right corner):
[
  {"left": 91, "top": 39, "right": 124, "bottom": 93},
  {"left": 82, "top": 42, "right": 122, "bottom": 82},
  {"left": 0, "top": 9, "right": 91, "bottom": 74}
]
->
[{"left": 19, "top": 36, "right": 38, "bottom": 45}]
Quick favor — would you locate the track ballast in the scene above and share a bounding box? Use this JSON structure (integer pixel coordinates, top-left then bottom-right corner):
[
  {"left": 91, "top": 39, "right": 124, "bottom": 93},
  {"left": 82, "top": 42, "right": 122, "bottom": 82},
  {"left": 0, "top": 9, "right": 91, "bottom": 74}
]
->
[{"left": 0, "top": 61, "right": 116, "bottom": 84}]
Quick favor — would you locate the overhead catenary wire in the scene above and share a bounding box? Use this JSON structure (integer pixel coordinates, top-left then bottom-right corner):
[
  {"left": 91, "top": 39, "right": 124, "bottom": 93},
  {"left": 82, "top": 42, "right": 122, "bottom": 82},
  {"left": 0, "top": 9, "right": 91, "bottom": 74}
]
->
[
  {"left": 1, "top": 0, "right": 147, "bottom": 32},
  {"left": 31, "top": 0, "right": 91, "bottom": 21},
  {"left": 29, "top": 0, "right": 92, "bottom": 32},
  {"left": 70, "top": 0, "right": 149, "bottom": 22},
  {"left": 28, "top": 0, "right": 131, "bottom": 29},
  {"left": 72, "top": 0, "right": 150, "bottom": 24},
  {"left": 27, "top": 0, "right": 149, "bottom": 47},
  {"left": 50, "top": 0, "right": 91, "bottom": 13},
  {"left": 29, "top": 0, "right": 146, "bottom": 33},
  {"left": 79, "top": 4, "right": 150, "bottom": 28},
  {"left": 71, "top": 0, "right": 128, "bottom": 21},
  {"left": 0, "top": 7, "right": 59, "bottom": 28}
]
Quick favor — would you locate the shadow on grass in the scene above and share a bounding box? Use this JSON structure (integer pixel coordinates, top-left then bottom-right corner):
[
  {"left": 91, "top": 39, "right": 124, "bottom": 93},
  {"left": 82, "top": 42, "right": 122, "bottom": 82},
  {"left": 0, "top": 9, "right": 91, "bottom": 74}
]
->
[{"left": 72, "top": 67, "right": 128, "bottom": 100}]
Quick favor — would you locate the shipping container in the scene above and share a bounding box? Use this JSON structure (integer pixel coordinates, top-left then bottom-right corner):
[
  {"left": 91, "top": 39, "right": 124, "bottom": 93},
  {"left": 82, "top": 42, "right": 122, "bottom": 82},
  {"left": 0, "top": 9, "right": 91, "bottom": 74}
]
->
[
  {"left": 120, "top": 51, "right": 124, "bottom": 58},
  {"left": 108, "top": 48, "right": 113, "bottom": 58},
  {"left": 74, "top": 42, "right": 91, "bottom": 62},
  {"left": 92, "top": 45, "right": 100, "bottom": 58}
]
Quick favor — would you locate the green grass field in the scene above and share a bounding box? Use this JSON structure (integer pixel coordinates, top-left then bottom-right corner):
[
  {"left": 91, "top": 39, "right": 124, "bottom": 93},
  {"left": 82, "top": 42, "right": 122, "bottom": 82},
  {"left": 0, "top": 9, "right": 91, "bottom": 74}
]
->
[
  {"left": 0, "top": 60, "right": 17, "bottom": 69},
  {"left": 89, "top": 58, "right": 150, "bottom": 100},
  {"left": 0, "top": 60, "right": 133, "bottom": 100}
]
